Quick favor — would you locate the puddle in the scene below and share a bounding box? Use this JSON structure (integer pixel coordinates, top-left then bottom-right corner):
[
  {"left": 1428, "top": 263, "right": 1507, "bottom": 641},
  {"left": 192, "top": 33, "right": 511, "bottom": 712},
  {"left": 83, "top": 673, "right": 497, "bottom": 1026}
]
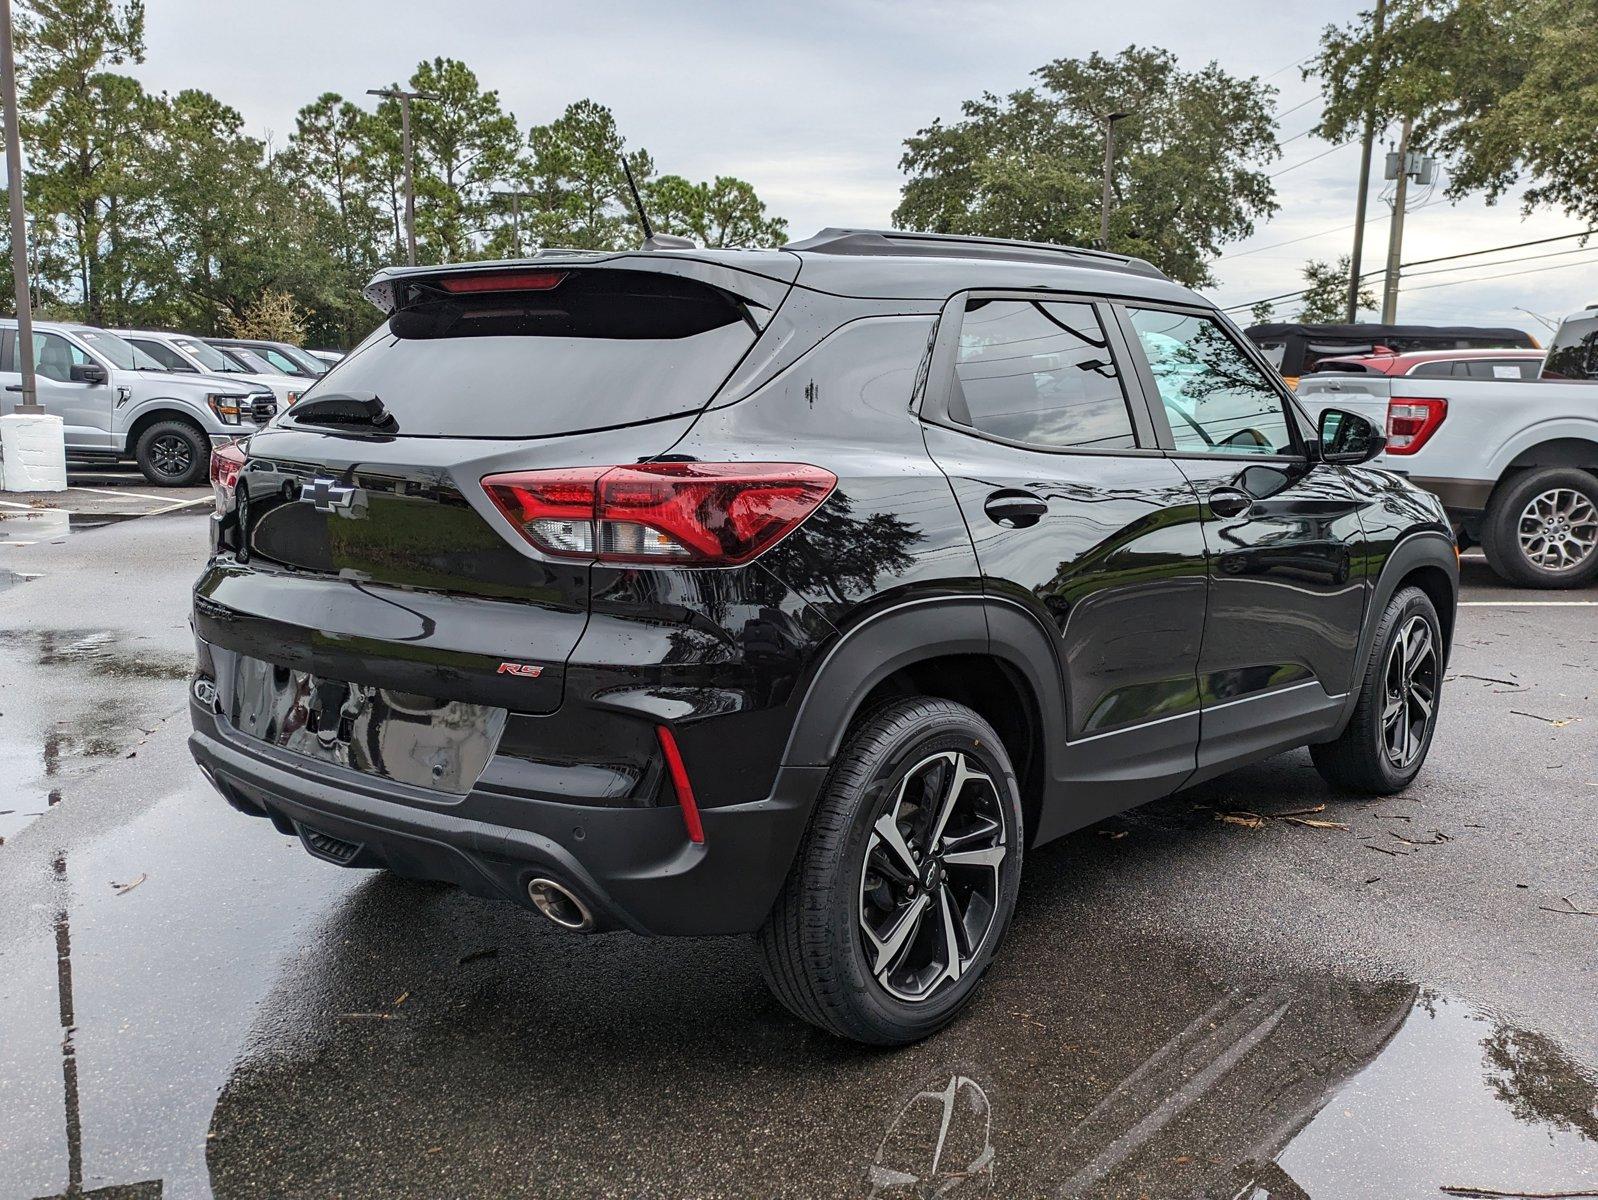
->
[
  {"left": 0, "top": 628, "right": 189, "bottom": 841},
  {"left": 0, "top": 506, "right": 202, "bottom": 545},
  {"left": 27, "top": 629, "right": 191, "bottom": 680}
]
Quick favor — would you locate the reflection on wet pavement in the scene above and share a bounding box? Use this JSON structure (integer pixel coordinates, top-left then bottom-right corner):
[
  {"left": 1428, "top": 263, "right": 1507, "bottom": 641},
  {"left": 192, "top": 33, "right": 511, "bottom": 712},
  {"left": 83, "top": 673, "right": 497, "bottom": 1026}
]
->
[
  {"left": 0, "top": 629, "right": 191, "bottom": 841},
  {"left": 3, "top": 748, "right": 1597, "bottom": 1200}
]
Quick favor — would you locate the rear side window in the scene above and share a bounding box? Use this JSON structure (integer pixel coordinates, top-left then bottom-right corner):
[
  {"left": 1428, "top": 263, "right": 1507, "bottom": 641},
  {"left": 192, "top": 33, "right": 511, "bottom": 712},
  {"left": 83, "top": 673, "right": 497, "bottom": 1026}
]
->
[
  {"left": 1543, "top": 316, "right": 1598, "bottom": 380},
  {"left": 1461, "top": 359, "right": 1538, "bottom": 380},
  {"left": 290, "top": 269, "right": 757, "bottom": 438},
  {"left": 952, "top": 299, "right": 1137, "bottom": 450},
  {"left": 1408, "top": 361, "right": 1456, "bottom": 378}
]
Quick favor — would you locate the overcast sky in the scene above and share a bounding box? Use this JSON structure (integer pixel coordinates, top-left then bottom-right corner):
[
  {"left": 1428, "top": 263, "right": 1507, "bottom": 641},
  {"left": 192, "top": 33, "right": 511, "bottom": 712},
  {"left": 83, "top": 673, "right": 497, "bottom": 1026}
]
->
[{"left": 133, "top": 0, "right": 1593, "bottom": 335}]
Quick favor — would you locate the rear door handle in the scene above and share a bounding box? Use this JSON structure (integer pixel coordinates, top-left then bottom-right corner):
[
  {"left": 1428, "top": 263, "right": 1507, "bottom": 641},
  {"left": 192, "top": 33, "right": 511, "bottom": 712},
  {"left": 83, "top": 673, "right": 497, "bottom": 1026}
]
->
[
  {"left": 984, "top": 490, "right": 1048, "bottom": 528},
  {"left": 1208, "top": 488, "right": 1253, "bottom": 518}
]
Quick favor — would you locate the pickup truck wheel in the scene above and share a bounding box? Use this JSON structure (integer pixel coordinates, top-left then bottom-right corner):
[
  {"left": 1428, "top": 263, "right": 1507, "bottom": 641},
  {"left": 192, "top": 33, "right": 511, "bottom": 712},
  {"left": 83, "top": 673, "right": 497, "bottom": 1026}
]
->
[
  {"left": 756, "top": 697, "right": 1024, "bottom": 1045},
  {"left": 1311, "top": 586, "right": 1442, "bottom": 795},
  {"left": 1481, "top": 468, "right": 1598, "bottom": 588},
  {"left": 134, "top": 419, "right": 209, "bottom": 487}
]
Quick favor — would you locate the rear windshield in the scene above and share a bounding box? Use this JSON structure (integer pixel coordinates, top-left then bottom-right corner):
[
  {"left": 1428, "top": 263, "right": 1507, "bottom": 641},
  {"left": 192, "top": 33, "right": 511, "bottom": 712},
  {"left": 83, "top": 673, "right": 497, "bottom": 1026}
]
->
[{"left": 287, "top": 269, "right": 757, "bottom": 438}]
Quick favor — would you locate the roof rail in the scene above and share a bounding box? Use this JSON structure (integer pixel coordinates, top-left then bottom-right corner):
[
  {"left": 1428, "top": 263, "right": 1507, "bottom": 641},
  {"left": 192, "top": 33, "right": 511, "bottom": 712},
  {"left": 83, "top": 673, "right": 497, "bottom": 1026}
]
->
[{"left": 785, "top": 228, "right": 1167, "bottom": 280}]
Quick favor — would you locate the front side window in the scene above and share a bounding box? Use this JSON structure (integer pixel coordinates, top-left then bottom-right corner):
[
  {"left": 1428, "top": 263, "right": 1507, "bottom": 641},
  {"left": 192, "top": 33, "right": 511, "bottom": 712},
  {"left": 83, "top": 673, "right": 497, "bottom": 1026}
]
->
[
  {"left": 32, "top": 333, "right": 91, "bottom": 382},
  {"left": 952, "top": 299, "right": 1137, "bottom": 450},
  {"left": 1127, "top": 308, "right": 1296, "bottom": 456}
]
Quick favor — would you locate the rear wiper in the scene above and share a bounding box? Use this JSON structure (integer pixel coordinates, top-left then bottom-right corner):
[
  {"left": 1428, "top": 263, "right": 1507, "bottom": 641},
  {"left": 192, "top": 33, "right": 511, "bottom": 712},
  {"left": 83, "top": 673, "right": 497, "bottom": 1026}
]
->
[{"left": 288, "top": 391, "right": 398, "bottom": 433}]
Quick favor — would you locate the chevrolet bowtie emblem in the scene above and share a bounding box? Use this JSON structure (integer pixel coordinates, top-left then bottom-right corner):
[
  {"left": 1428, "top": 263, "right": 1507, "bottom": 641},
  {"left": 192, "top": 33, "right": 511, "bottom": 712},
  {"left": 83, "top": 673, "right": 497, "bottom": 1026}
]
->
[{"left": 304, "top": 476, "right": 360, "bottom": 515}]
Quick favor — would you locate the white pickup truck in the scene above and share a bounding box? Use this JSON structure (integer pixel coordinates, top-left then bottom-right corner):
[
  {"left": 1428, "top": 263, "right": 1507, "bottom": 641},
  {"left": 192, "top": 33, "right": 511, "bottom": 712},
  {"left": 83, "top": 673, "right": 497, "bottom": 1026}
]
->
[{"left": 1297, "top": 372, "right": 1598, "bottom": 587}]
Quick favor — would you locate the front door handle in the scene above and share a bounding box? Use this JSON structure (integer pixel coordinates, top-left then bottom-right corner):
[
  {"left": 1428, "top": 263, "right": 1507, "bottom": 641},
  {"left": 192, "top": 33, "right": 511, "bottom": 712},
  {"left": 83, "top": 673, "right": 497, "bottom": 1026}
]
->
[
  {"left": 984, "top": 490, "right": 1048, "bottom": 528},
  {"left": 1208, "top": 488, "right": 1254, "bottom": 518}
]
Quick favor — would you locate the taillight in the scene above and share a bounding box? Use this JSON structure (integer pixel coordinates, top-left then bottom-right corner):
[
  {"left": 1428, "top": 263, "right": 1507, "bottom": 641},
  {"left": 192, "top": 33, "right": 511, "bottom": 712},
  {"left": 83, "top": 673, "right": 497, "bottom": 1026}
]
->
[
  {"left": 481, "top": 462, "right": 837, "bottom": 565},
  {"left": 209, "top": 440, "right": 246, "bottom": 515},
  {"left": 1385, "top": 397, "right": 1447, "bottom": 455}
]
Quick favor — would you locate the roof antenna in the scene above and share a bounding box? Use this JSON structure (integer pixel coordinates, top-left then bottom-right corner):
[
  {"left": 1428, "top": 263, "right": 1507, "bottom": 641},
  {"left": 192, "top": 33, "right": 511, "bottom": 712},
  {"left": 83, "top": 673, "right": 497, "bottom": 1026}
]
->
[{"left": 621, "top": 155, "right": 695, "bottom": 251}]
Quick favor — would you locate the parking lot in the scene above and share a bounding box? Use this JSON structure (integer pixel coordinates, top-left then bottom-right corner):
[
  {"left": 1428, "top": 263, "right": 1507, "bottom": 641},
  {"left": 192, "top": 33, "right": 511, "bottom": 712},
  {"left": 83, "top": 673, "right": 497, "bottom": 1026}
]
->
[{"left": 1, "top": 472, "right": 1594, "bottom": 1200}]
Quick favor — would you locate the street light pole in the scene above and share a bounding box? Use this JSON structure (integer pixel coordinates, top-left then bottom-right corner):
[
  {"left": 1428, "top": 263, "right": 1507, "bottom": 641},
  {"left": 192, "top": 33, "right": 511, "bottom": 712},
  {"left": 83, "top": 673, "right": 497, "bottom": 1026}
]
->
[
  {"left": 491, "top": 190, "right": 536, "bottom": 257},
  {"left": 1, "top": 0, "right": 38, "bottom": 415},
  {"left": 367, "top": 87, "right": 440, "bottom": 267},
  {"left": 1098, "top": 111, "right": 1131, "bottom": 252}
]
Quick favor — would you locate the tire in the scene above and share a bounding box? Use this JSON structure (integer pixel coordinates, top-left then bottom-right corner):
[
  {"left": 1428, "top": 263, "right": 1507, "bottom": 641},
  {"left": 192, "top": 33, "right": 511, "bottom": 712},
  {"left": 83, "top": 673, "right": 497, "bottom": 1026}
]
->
[
  {"left": 1311, "top": 586, "right": 1443, "bottom": 795},
  {"left": 1479, "top": 467, "right": 1598, "bottom": 588},
  {"left": 133, "top": 418, "right": 209, "bottom": 487},
  {"left": 756, "top": 697, "right": 1024, "bottom": 1045}
]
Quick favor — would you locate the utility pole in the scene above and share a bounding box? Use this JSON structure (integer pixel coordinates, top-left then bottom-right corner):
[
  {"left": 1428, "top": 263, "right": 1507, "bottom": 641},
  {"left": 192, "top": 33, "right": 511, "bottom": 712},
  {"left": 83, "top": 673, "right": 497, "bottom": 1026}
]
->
[
  {"left": 491, "top": 189, "right": 536, "bottom": 257},
  {"left": 1098, "top": 111, "right": 1131, "bottom": 251},
  {"left": 1346, "top": 0, "right": 1387, "bottom": 322},
  {"left": 367, "top": 86, "right": 440, "bottom": 266},
  {"left": 2, "top": 0, "right": 38, "bottom": 415},
  {"left": 1380, "top": 116, "right": 1414, "bottom": 323}
]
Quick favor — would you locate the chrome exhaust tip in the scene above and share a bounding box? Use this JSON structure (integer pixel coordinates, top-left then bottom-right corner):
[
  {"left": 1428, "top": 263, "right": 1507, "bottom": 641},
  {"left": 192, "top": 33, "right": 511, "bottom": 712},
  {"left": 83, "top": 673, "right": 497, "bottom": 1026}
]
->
[{"left": 527, "top": 877, "right": 594, "bottom": 932}]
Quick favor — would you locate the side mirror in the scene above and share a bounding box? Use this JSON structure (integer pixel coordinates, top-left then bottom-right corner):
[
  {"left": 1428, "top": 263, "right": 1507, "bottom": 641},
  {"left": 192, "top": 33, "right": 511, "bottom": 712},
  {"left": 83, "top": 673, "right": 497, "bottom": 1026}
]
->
[
  {"left": 69, "top": 362, "right": 108, "bottom": 386},
  {"left": 1318, "top": 408, "right": 1384, "bottom": 465}
]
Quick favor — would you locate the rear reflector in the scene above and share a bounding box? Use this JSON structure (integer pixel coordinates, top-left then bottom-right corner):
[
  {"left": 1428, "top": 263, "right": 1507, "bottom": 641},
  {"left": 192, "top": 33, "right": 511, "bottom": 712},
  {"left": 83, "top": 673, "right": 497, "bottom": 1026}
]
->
[
  {"left": 438, "top": 271, "right": 567, "bottom": 294},
  {"left": 209, "top": 440, "right": 246, "bottom": 514},
  {"left": 656, "top": 725, "right": 704, "bottom": 844},
  {"left": 482, "top": 462, "right": 836, "bottom": 565},
  {"left": 1385, "top": 397, "right": 1447, "bottom": 455}
]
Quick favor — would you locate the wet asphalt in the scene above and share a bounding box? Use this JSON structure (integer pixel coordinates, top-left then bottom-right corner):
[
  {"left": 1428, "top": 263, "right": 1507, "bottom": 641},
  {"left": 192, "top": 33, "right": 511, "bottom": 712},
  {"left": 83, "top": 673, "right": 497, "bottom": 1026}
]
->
[{"left": 0, "top": 484, "right": 1595, "bottom": 1200}]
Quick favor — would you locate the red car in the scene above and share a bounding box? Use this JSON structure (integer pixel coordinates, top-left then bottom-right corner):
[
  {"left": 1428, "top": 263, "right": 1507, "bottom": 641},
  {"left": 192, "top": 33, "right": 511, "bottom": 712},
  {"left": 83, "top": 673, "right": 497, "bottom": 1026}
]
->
[{"left": 1308, "top": 347, "right": 1546, "bottom": 380}]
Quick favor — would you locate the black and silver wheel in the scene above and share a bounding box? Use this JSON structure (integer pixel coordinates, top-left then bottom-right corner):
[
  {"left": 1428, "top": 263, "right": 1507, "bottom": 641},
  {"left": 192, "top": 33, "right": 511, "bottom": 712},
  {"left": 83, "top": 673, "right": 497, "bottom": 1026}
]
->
[
  {"left": 134, "top": 419, "right": 209, "bottom": 487},
  {"left": 1481, "top": 468, "right": 1598, "bottom": 588},
  {"left": 1312, "top": 585, "right": 1444, "bottom": 794},
  {"left": 758, "top": 697, "right": 1024, "bottom": 1044}
]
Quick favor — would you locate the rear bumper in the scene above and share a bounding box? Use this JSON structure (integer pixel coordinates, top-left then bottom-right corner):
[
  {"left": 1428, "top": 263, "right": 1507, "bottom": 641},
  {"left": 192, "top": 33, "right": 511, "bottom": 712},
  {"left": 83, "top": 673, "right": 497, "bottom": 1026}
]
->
[
  {"left": 1402, "top": 475, "right": 1494, "bottom": 515},
  {"left": 189, "top": 702, "right": 824, "bottom": 936}
]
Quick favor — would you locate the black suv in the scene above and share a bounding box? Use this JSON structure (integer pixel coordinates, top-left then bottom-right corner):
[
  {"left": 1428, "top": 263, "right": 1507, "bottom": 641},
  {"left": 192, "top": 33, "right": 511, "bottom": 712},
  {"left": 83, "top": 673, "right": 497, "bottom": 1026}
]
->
[{"left": 188, "top": 229, "right": 1457, "bottom": 1044}]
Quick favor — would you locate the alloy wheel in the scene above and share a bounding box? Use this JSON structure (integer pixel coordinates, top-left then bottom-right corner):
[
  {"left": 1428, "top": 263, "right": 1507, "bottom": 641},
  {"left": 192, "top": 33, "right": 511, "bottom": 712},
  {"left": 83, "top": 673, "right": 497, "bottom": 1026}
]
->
[
  {"left": 150, "top": 433, "right": 193, "bottom": 479},
  {"left": 858, "top": 750, "right": 1007, "bottom": 1004},
  {"left": 1517, "top": 488, "right": 1598, "bottom": 573},
  {"left": 1381, "top": 615, "right": 1438, "bottom": 771}
]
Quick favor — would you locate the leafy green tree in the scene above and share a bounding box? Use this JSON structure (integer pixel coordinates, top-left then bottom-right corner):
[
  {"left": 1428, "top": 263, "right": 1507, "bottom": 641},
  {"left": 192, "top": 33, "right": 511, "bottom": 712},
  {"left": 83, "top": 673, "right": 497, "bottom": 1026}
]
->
[
  {"left": 1312, "top": 0, "right": 1598, "bottom": 224},
  {"left": 1299, "top": 255, "right": 1377, "bottom": 322},
  {"left": 522, "top": 99, "right": 653, "bottom": 251},
  {"left": 16, "top": 0, "right": 162, "bottom": 324},
  {"left": 373, "top": 58, "right": 521, "bottom": 263},
  {"left": 646, "top": 174, "right": 787, "bottom": 247},
  {"left": 144, "top": 89, "right": 340, "bottom": 335},
  {"left": 283, "top": 93, "right": 391, "bottom": 343},
  {"left": 895, "top": 46, "right": 1280, "bottom": 287}
]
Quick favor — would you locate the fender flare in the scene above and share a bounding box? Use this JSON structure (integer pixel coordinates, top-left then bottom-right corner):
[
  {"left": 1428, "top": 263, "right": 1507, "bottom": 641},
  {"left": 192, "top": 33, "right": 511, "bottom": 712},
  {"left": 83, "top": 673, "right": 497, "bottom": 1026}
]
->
[
  {"left": 779, "top": 595, "right": 1067, "bottom": 774},
  {"left": 121, "top": 398, "right": 218, "bottom": 452},
  {"left": 1333, "top": 528, "right": 1458, "bottom": 731},
  {"left": 1485, "top": 417, "right": 1598, "bottom": 482}
]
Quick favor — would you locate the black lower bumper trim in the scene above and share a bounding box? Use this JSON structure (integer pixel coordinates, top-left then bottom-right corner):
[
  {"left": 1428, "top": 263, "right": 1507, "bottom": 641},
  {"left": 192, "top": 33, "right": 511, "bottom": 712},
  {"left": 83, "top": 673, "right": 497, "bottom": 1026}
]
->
[{"left": 189, "top": 710, "right": 824, "bottom": 937}]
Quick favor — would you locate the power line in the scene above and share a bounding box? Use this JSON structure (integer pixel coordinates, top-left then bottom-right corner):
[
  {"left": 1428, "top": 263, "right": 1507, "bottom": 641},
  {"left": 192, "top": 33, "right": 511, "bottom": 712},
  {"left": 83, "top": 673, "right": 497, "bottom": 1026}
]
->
[
  {"left": 1267, "top": 141, "right": 1351, "bottom": 179},
  {"left": 1400, "top": 243, "right": 1598, "bottom": 282},
  {"left": 1401, "top": 251, "right": 1598, "bottom": 294},
  {"left": 1222, "top": 228, "right": 1598, "bottom": 312},
  {"left": 1274, "top": 93, "right": 1322, "bottom": 121}
]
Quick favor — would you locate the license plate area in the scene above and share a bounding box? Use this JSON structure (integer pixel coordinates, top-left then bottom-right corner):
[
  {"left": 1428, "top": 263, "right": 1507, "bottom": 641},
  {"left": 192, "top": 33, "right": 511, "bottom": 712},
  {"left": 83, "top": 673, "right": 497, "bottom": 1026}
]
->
[{"left": 228, "top": 653, "right": 506, "bottom": 794}]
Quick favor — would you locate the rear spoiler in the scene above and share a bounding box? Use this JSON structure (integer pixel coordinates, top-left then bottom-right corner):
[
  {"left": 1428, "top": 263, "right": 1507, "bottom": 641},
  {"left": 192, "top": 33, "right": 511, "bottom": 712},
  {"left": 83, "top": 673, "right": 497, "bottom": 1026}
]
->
[{"left": 363, "top": 253, "right": 799, "bottom": 320}]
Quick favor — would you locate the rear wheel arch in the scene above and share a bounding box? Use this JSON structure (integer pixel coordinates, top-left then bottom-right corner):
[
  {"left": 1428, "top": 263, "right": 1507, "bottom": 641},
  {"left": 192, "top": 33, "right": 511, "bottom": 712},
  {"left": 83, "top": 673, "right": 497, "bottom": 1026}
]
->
[
  {"left": 781, "top": 597, "right": 1063, "bottom": 847},
  {"left": 1486, "top": 434, "right": 1598, "bottom": 502}
]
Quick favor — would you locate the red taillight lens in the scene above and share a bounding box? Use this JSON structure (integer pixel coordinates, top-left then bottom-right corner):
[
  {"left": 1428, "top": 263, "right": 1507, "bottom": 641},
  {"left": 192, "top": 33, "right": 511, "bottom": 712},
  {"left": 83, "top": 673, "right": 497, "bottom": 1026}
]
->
[
  {"left": 209, "top": 440, "right": 246, "bottom": 514},
  {"left": 481, "top": 462, "right": 837, "bottom": 565},
  {"left": 438, "top": 270, "right": 567, "bottom": 294},
  {"left": 1385, "top": 397, "right": 1447, "bottom": 455}
]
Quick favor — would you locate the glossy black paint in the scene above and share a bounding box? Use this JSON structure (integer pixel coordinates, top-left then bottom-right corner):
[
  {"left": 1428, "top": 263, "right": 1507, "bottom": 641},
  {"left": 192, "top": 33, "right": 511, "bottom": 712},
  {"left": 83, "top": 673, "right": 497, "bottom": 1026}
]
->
[{"left": 188, "top": 241, "right": 1458, "bottom": 936}]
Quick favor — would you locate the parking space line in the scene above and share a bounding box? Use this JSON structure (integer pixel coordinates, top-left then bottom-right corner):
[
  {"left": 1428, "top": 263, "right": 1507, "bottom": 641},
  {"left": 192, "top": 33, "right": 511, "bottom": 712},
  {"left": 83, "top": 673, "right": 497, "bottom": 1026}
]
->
[
  {"left": 148, "top": 496, "right": 211, "bottom": 514},
  {"left": 1459, "top": 600, "right": 1598, "bottom": 606},
  {"left": 68, "top": 485, "right": 180, "bottom": 504}
]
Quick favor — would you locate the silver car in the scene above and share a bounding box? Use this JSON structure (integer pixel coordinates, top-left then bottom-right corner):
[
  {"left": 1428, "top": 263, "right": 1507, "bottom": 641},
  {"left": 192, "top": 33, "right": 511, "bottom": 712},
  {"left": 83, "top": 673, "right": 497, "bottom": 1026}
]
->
[{"left": 115, "top": 328, "right": 303, "bottom": 409}]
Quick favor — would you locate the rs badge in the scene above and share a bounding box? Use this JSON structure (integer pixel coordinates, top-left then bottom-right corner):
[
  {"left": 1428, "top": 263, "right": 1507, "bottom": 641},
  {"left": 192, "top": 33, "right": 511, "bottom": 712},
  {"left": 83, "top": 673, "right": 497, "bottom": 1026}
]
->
[{"left": 497, "top": 662, "right": 544, "bottom": 678}]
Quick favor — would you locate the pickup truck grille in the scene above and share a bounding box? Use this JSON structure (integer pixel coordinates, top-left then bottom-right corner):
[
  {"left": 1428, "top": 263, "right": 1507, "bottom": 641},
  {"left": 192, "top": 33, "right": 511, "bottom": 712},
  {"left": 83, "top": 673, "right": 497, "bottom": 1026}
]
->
[{"left": 250, "top": 396, "right": 278, "bottom": 425}]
